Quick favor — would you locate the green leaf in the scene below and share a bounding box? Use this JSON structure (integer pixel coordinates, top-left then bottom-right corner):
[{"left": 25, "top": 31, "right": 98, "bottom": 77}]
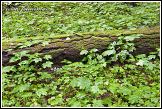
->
[
  {"left": 124, "top": 34, "right": 141, "bottom": 41},
  {"left": 75, "top": 92, "right": 86, "bottom": 99},
  {"left": 77, "top": 77, "right": 92, "bottom": 90},
  {"left": 2, "top": 66, "right": 16, "bottom": 73},
  {"left": 128, "top": 94, "right": 141, "bottom": 104},
  {"left": 28, "top": 53, "right": 40, "bottom": 60},
  {"left": 33, "top": 58, "right": 42, "bottom": 63},
  {"left": 44, "top": 55, "right": 52, "bottom": 60},
  {"left": 70, "top": 77, "right": 92, "bottom": 90},
  {"left": 70, "top": 78, "right": 78, "bottom": 87},
  {"left": 38, "top": 72, "right": 52, "bottom": 79},
  {"left": 18, "top": 60, "right": 29, "bottom": 65},
  {"left": 36, "top": 88, "right": 48, "bottom": 97},
  {"left": 136, "top": 54, "right": 146, "bottom": 59},
  {"left": 97, "top": 55, "right": 103, "bottom": 61},
  {"left": 91, "top": 85, "right": 100, "bottom": 94},
  {"left": 108, "top": 83, "right": 120, "bottom": 94},
  {"left": 145, "top": 62, "right": 156, "bottom": 70},
  {"left": 90, "top": 48, "right": 98, "bottom": 53},
  {"left": 61, "top": 59, "right": 72, "bottom": 64},
  {"left": 118, "top": 87, "right": 131, "bottom": 95},
  {"left": 42, "top": 61, "right": 53, "bottom": 68},
  {"left": 13, "top": 84, "right": 30, "bottom": 93},
  {"left": 9, "top": 56, "right": 21, "bottom": 62},
  {"left": 17, "top": 51, "right": 29, "bottom": 57},
  {"left": 92, "top": 99, "right": 103, "bottom": 107},
  {"left": 108, "top": 41, "right": 116, "bottom": 49},
  {"left": 80, "top": 50, "right": 88, "bottom": 55},
  {"left": 71, "top": 101, "right": 81, "bottom": 107},
  {"left": 48, "top": 94, "right": 63, "bottom": 106},
  {"left": 148, "top": 55, "right": 156, "bottom": 60},
  {"left": 136, "top": 59, "right": 145, "bottom": 66},
  {"left": 102, "top": 62, "right": 107, "bottom": 67},
  {"left": 102, "top": 50, "right": 116, "bottom": 56},
  {"left": 21, "top": 92, "right": 33, "bottom": 98}
]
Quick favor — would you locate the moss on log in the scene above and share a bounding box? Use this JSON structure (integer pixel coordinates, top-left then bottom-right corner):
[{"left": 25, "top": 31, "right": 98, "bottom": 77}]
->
[{"left": 2, "top": 26, "right": 160, "bottom": 65}]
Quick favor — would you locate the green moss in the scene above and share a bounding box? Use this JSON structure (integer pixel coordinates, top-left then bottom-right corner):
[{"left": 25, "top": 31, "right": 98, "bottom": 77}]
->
[
  {"left": 2, "top": 26, "right": 160, "bottom": 50},
  {"left": 42, "top": 49, "right": 65, "bottom": 57},
  {"left": 123, "top": 26, "right": 160, "bottom": 35}
]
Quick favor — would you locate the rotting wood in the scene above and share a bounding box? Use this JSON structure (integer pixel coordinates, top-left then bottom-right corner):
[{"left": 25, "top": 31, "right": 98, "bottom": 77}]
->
[{"left": 2, "top": 26, "right": 160, "bottom": 66}]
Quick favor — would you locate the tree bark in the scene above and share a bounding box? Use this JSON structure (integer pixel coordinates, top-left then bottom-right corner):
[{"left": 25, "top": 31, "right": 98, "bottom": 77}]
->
[{"left": 2, "top": 26, "right": 160, "bottom": 66}]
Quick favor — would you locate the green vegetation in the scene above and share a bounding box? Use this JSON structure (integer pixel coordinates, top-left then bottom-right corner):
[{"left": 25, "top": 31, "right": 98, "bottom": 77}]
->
[
  {"left": 2, "top": 2, "right": 160, "bottom": 107},
  {"left": 2, "top": 34, "right": 160, "bottom": 107},
  {"left": 2, "top": 2, "right": 160, "bottom": 38}
]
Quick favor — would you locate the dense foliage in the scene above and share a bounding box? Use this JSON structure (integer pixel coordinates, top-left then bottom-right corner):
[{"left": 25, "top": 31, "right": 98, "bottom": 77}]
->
[
  {"left": 2, "top": 2, "right": 160, "bottom": 107},
  {"left": 2, "top": 34, "right": 160, "bottom": 107},
  {"left": 2, "top": 2, "right": 160, "bottom": 38}
]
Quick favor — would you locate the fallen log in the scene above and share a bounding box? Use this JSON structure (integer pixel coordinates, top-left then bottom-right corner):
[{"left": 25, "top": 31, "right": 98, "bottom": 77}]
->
[{"left": 2, "top": 26, "right": 160, "bottom": 66}]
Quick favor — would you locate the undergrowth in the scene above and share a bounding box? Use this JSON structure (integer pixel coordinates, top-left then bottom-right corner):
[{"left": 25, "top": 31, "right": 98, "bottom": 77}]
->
[
  {"left": 2, "top": 2, "right": 160, "bottom": 38},
  {"left": 2, "top": 34, "right": 160, "bottom": 107}
]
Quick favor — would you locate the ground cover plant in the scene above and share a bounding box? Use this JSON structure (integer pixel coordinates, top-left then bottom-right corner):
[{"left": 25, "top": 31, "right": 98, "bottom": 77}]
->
[
  {"left": 2, "top": 34, "right": 160, "bottom": 107},
  {"left": 2, "top": 2, "right": 160, "bottom": 38},
  {"left": 2, "top": 2, "right": 160, "bottom": 107}
]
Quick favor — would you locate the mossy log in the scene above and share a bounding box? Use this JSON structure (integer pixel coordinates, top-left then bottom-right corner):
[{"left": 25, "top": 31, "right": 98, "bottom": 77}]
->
[{"left": 2, "top": 26, "right": 160, "bottom": 66}]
